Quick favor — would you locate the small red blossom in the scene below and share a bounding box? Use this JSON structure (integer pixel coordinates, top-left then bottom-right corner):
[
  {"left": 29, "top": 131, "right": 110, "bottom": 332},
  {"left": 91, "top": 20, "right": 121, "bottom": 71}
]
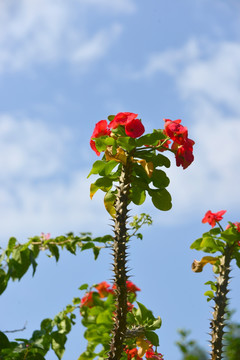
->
[
  {"left": 127, "top": 301, "right": 134, "bottom": 311},
  {"left": 145, "top": 348, "right": 164, "bottom": 360},
  {"left": 126, "top": 280, "right": 141, "bottom": 294},
  {"left": 90, "top": 120, "right": 111, "bottom": 156},
  {"left": 164, "top": 119, "right": 188, "bottom": 144},
  {"left": 80, "top": 291, "right": 94, "bottom": 308},
  {"left": 125, "top": 347, "right": 143, "bottom": 360},
  {"left": 109, "top": 112, "right": 138, "bottom": 129},
  {"left": 202, "top": 210, "right": 227, "bottom": 228},
  {"left": 156, "top": 139, "right": 171, "bottom": 152},
  {"left": 172, "top": 138, "right": 195, "bottom": 169},
  {"left": 95, "top": 281, "right": 114, "bottom": 298},
  {"left": 125, "top": 119, "right": 145, "bottom": 138}
]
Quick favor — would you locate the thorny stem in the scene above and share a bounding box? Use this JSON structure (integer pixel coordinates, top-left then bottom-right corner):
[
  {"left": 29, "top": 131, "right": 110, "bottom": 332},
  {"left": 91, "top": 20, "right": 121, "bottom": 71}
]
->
[
  {"left": 107, "top": 154, "right": 132, "bottom": 360},
  {"left": 210, "top": 246, "right": 231, "bottom": 360}
]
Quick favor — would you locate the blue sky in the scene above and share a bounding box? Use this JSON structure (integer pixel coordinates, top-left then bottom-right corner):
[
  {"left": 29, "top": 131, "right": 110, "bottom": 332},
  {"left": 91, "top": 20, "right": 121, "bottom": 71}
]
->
[{"left": 1, "top": 0, "right": 240, "bottom": 359}]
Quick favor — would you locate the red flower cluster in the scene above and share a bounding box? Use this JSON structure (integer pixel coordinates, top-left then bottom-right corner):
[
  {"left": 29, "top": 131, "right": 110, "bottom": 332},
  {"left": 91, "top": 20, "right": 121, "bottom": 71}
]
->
[
  {"left": 163, "top": 119, "right": 195, "bottom": 169},
  {"left": 80, "top": 280, "right": 140, "bottom": 308},
  {"left": 90, "top": 112, "right": 145, "bottom": 155},
  {"left": 95, "top": 281, "right": 114, "bottom": 298},
  {"left": 112, "top": 280, "right": 141, "bottom": 295},
  {"left": 202, "top": 210, "right": 227, "bottom": 228},
  {"left": 125, "top": 345, "right": 164, "bottom": 360}
]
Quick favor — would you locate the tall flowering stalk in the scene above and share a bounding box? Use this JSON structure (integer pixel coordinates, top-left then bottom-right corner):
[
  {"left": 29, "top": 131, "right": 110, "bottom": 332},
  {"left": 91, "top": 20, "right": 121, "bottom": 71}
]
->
[
  {"left": 191, "top": 211, "right": 240, "bottom": 360},
  {"left": 88, "top": 112, "right": 195, "bottom": 359}
]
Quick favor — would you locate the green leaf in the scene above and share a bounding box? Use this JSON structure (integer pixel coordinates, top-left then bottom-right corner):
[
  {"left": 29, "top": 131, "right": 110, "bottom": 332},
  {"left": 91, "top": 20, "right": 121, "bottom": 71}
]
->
[
  {"left": 73, "top": 297, "right": 81, "bottom": 305},
  {"left": 204, "top": 290, "right": 214, "bottom": 301},
  {"left": 93, "top": 247, "right": 100, "bottom": 260},
  {"left": 210, "top": 228, "right": 221, "bottom": 235},
  {"left": 149, "top": 188, "right": 172, "bottom": 211},
  {"left": 96, "top": 311, "right": 113, "bottom": 325},
  {"left": 94, "top": 136, "right": 115, "bottom": 153},
  {"left": 0, "top": 331, "right": 10, "bottom": 349},
  {"left": 79, "top": 284, "right": 89, "bottom": 290},
  {"left": 130, "top": 187, "right": 146, "bottom": 206},
  {"left": 146, "top": 316, "right": 162, "bottom": 330},
  {"left": 117, "top": 137, "right": 137, "bottom": 151},
  {"left": 87, "top": 160, "right": 118, "bottom": 178},
  {"left": 136, "top": 302, "right": 155, "bottom": 323},
  {"left": 51, "top": 332, "right": 67, "bottom": 359},
  {"left": 29, "top": 250, "right": 38, "bottom": 276},
  {"left": 104, "top": 190, "right": 116, "bottom": 217},
  {"left": 0, "top": 269, "right": 8, "bottom": 295},
  {"left": 145, "top": 330, "right": 159, "bottom": 346},
  {"left": 205, "top": 281, "right": 217, "bottom": 291},
  {"left": 190, "top": 238, "right": 202, "bottom": 250},
  {"left": 136, "top": 130, "right": 165, "bottom": 146},
  {"left": 90, "top": 177, "right": 113, "bottom": 199},
  {"left": 48, "top": 244, "right": 60, "bottom": 262},
  {"left": 152, "top": 153, "right": 171, "bottom": 168},
  {"left": 81, "top": 243, "right": 95, "bottom": 251},
  {"left": 200, "top": 236, "right": 217, "bottom": 252},
  {"left": 7, "top": 237, "right": 17, "bottom": 251},
  {"left": 151, "top": 169, "right": 170, "bottom": 188}
]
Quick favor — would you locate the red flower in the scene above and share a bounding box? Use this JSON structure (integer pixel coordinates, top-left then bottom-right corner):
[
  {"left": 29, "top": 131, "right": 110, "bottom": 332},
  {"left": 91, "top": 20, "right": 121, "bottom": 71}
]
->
[
  {"left": 125, "top": 119, "right": 145, "bottom": 138},
  {"left": 127, "top": 301, "right": 134, "bottom": 311},
  {"left": 164, "top": 119, "right": 188, "bottom": 144},
  {"left": 145, "top": 348, "right": 164, "bottom": 360},
  {"left": 126, "top": 280, "right": 141, "bottom": 294},
  {"left": 156, "top": 139, "right": 171, "bottom": 152},
  {"left": 172, "top": 138, "right": 195, "bottom": 169},
  {"left": 80, "top": 291, "right": 94, "bottom": 308},
  {"left": 90, "top": 120, "right": 111, "bottom": 156},
  {"left": 95, "top": 281, "right": 114, "bottom": 298},
  {"left": 202, "top": 210, "right": 227, "bottom": 228},
  {"left": 109, "top": 112, "right": 138, "bottom": 129},
  {"left": 125, "top": 347, "right": 143, "bottom": 360},
  {"left": 112, "top": 280, "right": 140, "bottom": 294}
]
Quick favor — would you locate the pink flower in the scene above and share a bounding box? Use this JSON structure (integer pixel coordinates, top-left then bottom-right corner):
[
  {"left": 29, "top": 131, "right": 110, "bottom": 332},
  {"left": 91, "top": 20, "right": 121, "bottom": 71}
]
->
[
  {"left": 202, "top": 210, "right": 227, "bottom": 228},
  {"left": 90, "top": 120, "right": 111, "bottom": 156},
  {"left": 109, "top": 112, "right": 138, "bottom": 129},
  {"left": 125, "top": 119, "right": 145, "bottom": 138},
  {"left": 41, "top": 232, "right": 51, "bottom": 240},
  {"left": 172, "top": 138, "right": 195, "bottom": 169},
  {"left": 95, "top": 281, "right": 114, "bottom": 298},
  {"left": 164, "top": 119, "right": 188, "bottom": 145}
]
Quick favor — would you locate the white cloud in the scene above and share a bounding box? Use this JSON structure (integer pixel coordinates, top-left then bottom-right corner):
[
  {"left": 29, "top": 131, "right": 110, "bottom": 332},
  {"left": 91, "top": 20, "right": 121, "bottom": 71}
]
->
[
  {"left": 0, "top": 114, "right": 109, "bottom": 244},
  {"left": 0, "top": 114, "right": 71, "bottom": 180},
  {"left": 79, "top": 0, "right": 136, "bottom": 13},
  {"left": 0, "top": 0, "right": 126, "bottom": 74},
  {"left": 71, "top": 24, "right": 122, "bottom": 65},
  {"left": 131, "top": 38, "right": 240, "bottom": 223}
]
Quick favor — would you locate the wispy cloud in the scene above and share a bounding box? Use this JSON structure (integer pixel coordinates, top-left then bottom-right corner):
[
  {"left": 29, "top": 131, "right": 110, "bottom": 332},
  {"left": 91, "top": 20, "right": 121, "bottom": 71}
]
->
[
  {"left": 0, "top": 114, "right": 109, "bottom": 244},
  {"left": 0, "top": 0, "right": 127, "bottom": 74},
  {"left": 79, "top": 0, "right": 136, "bottom": 13},
  {"left": 130, "top": 38, "right": 240, "bottom": 223}
]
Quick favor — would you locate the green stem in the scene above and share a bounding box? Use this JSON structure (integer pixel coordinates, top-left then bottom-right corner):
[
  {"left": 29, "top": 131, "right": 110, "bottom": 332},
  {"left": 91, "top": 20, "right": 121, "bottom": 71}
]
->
[{"left": 107, "top": 156, "right": 132, "bottom": 360}]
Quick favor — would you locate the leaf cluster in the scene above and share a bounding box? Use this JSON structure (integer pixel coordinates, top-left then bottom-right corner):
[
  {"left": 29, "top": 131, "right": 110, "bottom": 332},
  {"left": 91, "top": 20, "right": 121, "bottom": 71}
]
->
[
  {"left": 0, "top": 304, "right": 77, "bottom": 360},
  {"left": 0, "top": 233, "right": 113, "bottom": 295},
  {"left": 88, "top": 130, "right": 172, "bottom": 216}
]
